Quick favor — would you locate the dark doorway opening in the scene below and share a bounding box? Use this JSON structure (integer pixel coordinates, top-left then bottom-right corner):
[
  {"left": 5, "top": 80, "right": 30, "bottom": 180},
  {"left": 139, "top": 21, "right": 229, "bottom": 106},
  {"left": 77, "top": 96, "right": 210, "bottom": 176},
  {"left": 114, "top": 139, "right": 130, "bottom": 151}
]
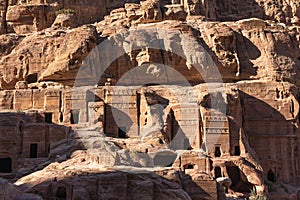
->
[
  {"left": 56, "top": 186, "right": 67, "bottom": 199},
  {"left": 60, "top": 112, "right": 63, "bottom": 123},
  {"left": 118, "top": 127, "right": 127, "bottom": 138},
  {"left": 25, "top": 73, "right": 38, "bottom": 84},
  {"left": 30, "top": 143, "right": 38, "bottom": 158},
  {"left": 215, "top": 166, "right": 222, "bottom": 178},
  {"left": 215, "top": 146, "right": 221, "bottom": 157},
  {"left": 166, "top": 109, "right": 176, "bottom": 141},
  {"left": 45, "top": 113, "right": 53, "bottom": 123},
  {"left": 70, "top": 110, "right": 79, "bottom": 124},
  {"left": 227, "top": 166, "right": 253, "bottom": 192},
  {"left": 137, "top": 92, "right": 141, "bottom": 136},
  {"left": 234, "top": 146, "right": 241, "bottom": 156},
  {"left": 209, "top": 159, "right": 213, "bottom": 171},
  {"left": 267, "top": 170, "right": 276, "bottom": 182},
  {"left": 227, "top": 166, "right": 240, "bottom": 186},
  {"left": 0, "top": 158, "right": 12, "bottom": 173}
]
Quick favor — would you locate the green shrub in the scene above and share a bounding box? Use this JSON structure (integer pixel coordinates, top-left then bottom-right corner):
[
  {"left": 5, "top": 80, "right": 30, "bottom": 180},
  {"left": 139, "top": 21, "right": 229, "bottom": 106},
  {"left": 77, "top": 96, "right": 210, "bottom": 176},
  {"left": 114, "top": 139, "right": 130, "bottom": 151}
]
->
[
  {"left": 249, "top": 187, "right": 267, "bottom": 200},
  {"left": 55, "top": 9, "right": 76, "bottom": 16}
]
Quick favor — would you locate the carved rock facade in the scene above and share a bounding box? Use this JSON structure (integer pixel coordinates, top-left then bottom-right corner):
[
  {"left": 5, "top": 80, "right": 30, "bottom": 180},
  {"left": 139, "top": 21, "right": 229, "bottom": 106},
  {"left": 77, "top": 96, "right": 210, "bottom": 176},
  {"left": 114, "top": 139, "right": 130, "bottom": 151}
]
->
[{"left": 0, "top": 0, "right": 300, "bottom": 199}]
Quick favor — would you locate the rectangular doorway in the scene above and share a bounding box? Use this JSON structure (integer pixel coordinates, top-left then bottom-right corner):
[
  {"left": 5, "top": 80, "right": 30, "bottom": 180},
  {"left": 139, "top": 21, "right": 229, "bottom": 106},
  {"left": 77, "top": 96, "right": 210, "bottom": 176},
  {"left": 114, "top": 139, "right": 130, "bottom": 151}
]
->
[
  {"left": 30, "top": 143, "right": 38, "bottom": 158},
  {"left": 45, "top": 113, "right": 53, "bottom": 123},
  {"left": 0, "top": 158, "right": 12, "bottom": 173}
]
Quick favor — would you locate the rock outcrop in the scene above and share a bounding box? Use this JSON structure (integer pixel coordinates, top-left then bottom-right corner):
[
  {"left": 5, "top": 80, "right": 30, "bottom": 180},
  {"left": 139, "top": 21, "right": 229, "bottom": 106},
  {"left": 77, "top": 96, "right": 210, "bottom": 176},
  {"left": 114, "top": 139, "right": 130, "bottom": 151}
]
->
[
  {"left": 0, "top": 178, "right": 42, "bottom": 200},
  {"left": 0, "top": 25, "right": 98, "bottom": 89},
  {"left": 0, "top": 0, "right": 300, "bottom": 88}
]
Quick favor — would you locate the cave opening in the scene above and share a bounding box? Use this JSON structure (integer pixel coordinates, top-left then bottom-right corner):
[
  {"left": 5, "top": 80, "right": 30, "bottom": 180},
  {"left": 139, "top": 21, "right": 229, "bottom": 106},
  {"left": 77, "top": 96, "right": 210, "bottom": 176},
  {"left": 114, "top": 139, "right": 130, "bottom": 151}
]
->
[
  {"left": 25, "top": 73, "right": 38, "bottom": 84},
  {"left": 267, "top": 169, "right": 276, "bottom": 183},
  {"left": 227, "top": 166, "right": 253, "bottom": 193},
  {"left": 227, "top": 166, "right": 240, "bottom": 186}
]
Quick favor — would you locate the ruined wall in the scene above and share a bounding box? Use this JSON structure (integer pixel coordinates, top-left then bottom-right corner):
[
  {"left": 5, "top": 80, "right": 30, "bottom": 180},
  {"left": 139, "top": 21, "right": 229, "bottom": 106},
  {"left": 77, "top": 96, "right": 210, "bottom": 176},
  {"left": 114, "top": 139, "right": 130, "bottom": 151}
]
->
[
  {"left": 0, "top": 108, "right": 68, "bottom": 175},
  {"left": 0, "top": 113, "right": 68, "bottom": 174},
  {"left": 239, "top": 81, "right": 300, "bottom": 183},
  {"left": 1, "top": 79, "right": 299, "bottom": 189},
  {"left": 0, "top": 114, "right": 21, "bottom": 174},
  {"left": 104, "top": 87, "right": 139, "bottom": 137}
]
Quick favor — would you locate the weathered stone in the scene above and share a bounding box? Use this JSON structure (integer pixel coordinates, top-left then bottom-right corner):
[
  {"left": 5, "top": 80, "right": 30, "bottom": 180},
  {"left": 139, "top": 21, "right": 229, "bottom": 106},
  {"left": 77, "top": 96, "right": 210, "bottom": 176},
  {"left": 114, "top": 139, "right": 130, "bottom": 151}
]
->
[
  {"left": 0, "top": 25, "right": 98, "bottom": 89},
  {"left": 52, "top": 13, "right": 78, "bottom": 28},
  {"left": 15, "top": 81, "right": 28, "bottom": 89},
  {"left": 0, "top": 178, "right": 42, "bottom": 200},
  {"left": 216, "top": 177, "right": 232, "bottom": 187},
  {"left": 0, "top": 0, "right": 299, "bottom": 199},
  {"left": 15, "top": 164, "right": 197, "bottom": 200}
]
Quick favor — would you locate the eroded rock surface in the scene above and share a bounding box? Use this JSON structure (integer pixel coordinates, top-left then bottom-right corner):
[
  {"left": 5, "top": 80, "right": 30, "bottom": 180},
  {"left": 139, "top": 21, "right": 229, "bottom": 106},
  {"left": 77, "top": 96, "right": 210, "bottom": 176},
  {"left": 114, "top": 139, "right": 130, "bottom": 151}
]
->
[{"left": 0, "top": 0, "right": 300, "bottom": 200}]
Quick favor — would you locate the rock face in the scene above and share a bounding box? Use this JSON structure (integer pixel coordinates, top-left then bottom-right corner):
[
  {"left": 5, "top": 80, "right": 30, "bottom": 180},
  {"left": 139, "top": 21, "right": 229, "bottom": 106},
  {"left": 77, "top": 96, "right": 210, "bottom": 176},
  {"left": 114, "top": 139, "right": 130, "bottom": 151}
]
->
[
  {"left": 1, "top": 0, "right": 300, "bottom": 34},
  {"left": 1, "top": 0, "right": 142, "bottom": 34},
  {"left": 0, "top": 0, "right": 300, "bottom": 199},
  {"left": 197, "top": 18, "right": 300, "bottom": 84},
  {"left": 0, "top": 178, "right": 42, "bottom": 200},
  {"left": 15, "top": 166, "right": 194, "bottom": 200},
  {"left": 13, "top": 133, "right": 220, "bottom": 200},
  {"left": 1, "top": 1, "right": 300, "bottom": 88},
  {"left": 51, "top": 13, "right": 78, "bottom": 28},
  {"left": 0, "top": 25, "right": 98, "bottom": 89}
]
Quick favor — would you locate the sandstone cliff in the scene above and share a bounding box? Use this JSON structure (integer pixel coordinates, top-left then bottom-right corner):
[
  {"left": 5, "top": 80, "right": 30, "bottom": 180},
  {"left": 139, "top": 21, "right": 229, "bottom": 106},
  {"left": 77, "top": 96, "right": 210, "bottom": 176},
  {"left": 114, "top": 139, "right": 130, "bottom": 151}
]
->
[
  {"left": 0, "top": 0, "right": 300, "bottom": 200},
  {"left": 0, "top": 0, "right": 300, "bottom": 88}
]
